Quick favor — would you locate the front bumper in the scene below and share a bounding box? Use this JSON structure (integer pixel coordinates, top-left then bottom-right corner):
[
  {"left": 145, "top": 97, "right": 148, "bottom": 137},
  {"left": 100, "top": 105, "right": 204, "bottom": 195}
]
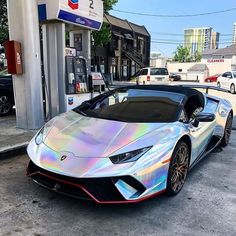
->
[{"left": 27, "top": 161, "right": 166, "bottom": 204}]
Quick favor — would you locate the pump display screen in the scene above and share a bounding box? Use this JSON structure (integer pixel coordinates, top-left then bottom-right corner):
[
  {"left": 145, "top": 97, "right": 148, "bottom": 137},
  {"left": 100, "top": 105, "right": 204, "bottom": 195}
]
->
[{"left": 65, "top": 56, "right": 88, "bottom": 94}]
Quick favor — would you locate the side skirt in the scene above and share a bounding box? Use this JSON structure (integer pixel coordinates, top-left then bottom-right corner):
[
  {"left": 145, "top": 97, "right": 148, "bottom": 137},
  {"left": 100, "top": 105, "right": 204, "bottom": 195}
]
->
[{"left": 189, "top": 135, "right": 222, "bottom": 170}]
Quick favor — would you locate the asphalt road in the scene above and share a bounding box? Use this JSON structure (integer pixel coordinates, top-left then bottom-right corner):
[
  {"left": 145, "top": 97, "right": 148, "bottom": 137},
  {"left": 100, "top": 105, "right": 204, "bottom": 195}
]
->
[{"left": 0, "top": 133, "right": 236, "bottom": 236}]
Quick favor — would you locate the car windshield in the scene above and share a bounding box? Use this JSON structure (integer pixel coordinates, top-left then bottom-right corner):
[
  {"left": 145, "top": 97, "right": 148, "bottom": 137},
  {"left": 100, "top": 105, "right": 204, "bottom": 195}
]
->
[{"left": 76, "top": 89, "right": 184, "bottom": 123}]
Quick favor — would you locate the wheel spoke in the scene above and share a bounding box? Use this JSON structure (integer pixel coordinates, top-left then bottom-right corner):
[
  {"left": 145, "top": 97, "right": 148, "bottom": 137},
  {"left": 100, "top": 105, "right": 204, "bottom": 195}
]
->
[
  {"left": 0, "top": 96, "right": 11, "bottom": 115},
  {"left": 170, "top": 143, "right": 189, "bottom": 193}
]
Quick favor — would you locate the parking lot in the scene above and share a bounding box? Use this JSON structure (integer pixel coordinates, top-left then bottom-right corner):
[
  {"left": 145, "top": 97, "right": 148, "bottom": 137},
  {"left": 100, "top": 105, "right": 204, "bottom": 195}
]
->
[
  {"left": 0, "top": 83, "right": 236, "bottom": 236},
  {"left": 0, "top": 131, "right": 236, "bottom": 236}
]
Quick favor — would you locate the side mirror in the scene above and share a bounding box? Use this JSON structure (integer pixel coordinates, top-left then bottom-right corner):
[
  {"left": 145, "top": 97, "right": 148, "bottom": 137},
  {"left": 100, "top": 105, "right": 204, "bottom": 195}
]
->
[{"left": 192, "top": 113, "right": 215, "bottom": 127}]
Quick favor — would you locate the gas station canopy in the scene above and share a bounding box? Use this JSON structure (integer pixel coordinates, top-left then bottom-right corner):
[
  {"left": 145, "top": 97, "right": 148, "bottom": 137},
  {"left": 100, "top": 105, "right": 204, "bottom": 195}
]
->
[{"left": 38, "top": 0, "right": 104, "bottom": 30}]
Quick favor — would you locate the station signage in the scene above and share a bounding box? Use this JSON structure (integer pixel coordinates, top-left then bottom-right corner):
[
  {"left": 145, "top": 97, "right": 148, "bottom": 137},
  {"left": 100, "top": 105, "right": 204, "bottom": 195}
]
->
[
  {"left": 38, "top": 0, "right": 103, "bottom": 30},
  {"left": 207, "top": 59, "right": 225, "bottom": 63}
]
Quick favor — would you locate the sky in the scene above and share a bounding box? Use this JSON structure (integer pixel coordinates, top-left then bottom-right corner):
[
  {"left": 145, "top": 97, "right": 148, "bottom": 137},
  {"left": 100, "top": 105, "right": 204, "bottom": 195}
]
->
[{"left": 110, "top": 0, "right": 236, "bottom": 57}]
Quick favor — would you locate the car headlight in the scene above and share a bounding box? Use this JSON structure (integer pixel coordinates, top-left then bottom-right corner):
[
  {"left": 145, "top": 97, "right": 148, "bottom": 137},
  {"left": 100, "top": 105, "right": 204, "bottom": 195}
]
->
[
  {"left": 109, "top": 146, "right": 152, "bottom": 164},
  {"left": 35, "top": 127, "right": 44, "bottom": 145}
]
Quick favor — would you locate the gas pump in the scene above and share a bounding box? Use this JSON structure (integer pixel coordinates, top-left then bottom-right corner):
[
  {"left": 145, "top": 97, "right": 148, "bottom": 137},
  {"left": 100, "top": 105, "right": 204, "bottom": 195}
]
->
[
  {"left": 65, "top": 55, "right": 88, "bottom": 94},
  {"left": 65, "top": 53, "right": 106, "bottom": 111},
  {"left": 37, "top": 0, "right": 104, "bottom": 118}
]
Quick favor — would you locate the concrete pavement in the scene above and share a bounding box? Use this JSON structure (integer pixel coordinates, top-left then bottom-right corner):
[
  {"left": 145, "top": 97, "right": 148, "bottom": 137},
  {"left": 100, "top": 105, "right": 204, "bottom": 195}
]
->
[
  {"left": 0, "top": 131, "right": 235, "bottom": 236},
  {"left": 0, "top": 115, "right": 36, "bottom": 158},
  {"left": 0, "top": 82, "right": 236, "bottom": 158}
]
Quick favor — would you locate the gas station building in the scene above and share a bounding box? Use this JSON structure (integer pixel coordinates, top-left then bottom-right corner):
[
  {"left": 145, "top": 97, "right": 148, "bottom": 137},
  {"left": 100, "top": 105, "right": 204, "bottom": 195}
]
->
[{"left": 7, "top": 0, "right": 104, "bottom": 130}]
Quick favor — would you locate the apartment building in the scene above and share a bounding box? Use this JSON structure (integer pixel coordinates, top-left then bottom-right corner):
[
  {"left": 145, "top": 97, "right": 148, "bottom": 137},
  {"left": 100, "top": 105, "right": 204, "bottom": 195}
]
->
[
  {"left": 233, "top": 23, "right": 236, "bottom": 44},
  {"left": 184, "top": 27, "right": 220, "bottom": 57}
]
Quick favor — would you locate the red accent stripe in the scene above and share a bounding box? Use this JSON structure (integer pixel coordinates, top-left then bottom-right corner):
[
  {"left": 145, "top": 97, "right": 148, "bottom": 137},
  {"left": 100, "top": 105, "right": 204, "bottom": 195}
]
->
[
  {"left": 162, "top": 158, "right": 171, "bottom": 164},
  {"left": 27, "top": 169, "right": 166, "bottom": 204}
]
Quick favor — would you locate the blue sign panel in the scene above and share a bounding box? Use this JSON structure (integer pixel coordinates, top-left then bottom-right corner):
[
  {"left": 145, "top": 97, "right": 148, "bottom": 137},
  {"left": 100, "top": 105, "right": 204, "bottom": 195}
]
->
[{"left": 58, "top": 10, "right": 102, "bottom": 30}]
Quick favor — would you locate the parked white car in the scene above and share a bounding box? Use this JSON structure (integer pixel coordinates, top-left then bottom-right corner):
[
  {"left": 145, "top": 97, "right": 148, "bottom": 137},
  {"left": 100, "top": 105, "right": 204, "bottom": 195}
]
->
[
  {"left": 136, "top": 67, "right": 169, "bottom": 85},
  {"left": 217, "top": 71, "right": 236, "bottom": 94}
]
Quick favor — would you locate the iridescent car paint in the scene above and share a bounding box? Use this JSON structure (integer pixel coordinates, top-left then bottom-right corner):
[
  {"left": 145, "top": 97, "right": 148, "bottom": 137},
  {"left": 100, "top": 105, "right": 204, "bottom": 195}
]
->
[{"left": 27, "top": 86, "right": 233, "bottom": 203}]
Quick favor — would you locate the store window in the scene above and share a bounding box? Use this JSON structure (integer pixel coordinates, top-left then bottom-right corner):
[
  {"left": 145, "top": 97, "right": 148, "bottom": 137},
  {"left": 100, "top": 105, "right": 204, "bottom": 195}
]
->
[{"left": 131, "top": 61, "right": 136, "bottom": 76}]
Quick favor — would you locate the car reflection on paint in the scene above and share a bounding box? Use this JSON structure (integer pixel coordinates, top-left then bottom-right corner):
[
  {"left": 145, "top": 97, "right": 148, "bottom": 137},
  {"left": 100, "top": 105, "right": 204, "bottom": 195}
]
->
[{"left": 27, "top": 85, "right": 233, "bottom": 203}]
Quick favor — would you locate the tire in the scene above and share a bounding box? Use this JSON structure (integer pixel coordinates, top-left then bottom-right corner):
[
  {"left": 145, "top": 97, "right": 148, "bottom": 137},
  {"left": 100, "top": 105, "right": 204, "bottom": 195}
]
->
[
  {"left": 217, "top": 82, "right": 221, "bottom": 88},
  {"left": 0, "top": 93, "right": 13, "bottom": 116},
  {"left": 166, "top": 141, "right": 190, "bottom": 196},
  {"left": 221, "top": 112, "right": 233, "bottom": 147},
  {"left": 230, "top": 84, "right": 235, "bottom": 94}
]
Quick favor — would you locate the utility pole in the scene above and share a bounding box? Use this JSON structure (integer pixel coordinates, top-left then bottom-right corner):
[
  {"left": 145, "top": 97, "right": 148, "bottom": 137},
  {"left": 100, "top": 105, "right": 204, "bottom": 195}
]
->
[{"left": 7, "top": 0, "right": 44, "bottom": 129}]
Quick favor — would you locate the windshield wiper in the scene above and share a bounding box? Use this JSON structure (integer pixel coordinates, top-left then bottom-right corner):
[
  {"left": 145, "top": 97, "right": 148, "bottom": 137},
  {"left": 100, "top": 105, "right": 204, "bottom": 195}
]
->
[{"left": 74, "top": 108, "right": 87, "bottom": 116}]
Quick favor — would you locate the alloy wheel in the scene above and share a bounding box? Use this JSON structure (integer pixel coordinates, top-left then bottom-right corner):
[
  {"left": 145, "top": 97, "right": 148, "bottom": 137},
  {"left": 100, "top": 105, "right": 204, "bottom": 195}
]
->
[
  {"left": 170, "top": 143, "right": 189, "bottom": 193},
  {"left": 230, "top": 84, "right": 235, "bottom": 94},
  {"left": 224, "top": 114, "right": 233, "bottom": 145},
  {"left": 0, "top": 95, "right": 12, "bottom": 115}
]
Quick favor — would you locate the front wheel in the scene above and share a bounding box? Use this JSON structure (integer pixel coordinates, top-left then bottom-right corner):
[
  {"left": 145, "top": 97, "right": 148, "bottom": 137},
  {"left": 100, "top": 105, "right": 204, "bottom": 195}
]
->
[
  {"left": 166, "top": 141, "right": 190, "bottom": 196},
  {"left": 221, "top": 112, "right": 233, "bottom": 147},
  {"left": 0, "top": 94, "right": 13, "bottom": 116},
  {"left": 230, "top": 84, "right": 235, "bottom": 94}
]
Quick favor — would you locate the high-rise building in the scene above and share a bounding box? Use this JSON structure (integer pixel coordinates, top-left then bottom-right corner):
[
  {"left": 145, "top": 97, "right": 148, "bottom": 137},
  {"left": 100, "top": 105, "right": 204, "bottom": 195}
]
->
[
  {"left": 233, "top": 23, "right": 236, "bottom": 44},
  {"left": 184, "top": 27, "right": 220, "bottom": 57},
  {"left": 211, "top": 32, "right": 220, "bottom": 49}
]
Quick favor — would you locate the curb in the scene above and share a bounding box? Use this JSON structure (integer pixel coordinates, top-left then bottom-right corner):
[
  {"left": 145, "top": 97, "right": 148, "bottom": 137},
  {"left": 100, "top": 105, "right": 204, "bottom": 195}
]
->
[{"left": 0, "top": 142, "right": 28, "bottom": 159}]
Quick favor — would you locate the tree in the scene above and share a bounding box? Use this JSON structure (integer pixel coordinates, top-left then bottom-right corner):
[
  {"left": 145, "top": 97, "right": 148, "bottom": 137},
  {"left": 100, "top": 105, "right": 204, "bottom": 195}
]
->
[
  {"left": 0, "top": 0, "right": 8, "bottom": 46},
  {"left": 91, "top": 0, "right": 118, "bottom": 71},
  {"left": 194, "top": 51, "right": 202, "bottom": 62},
  {"left": 103, "top": 0, "right": 118, "bottom": 13},
  {"left": 173, "top": 45, "right": 193, "bottom": 63}
]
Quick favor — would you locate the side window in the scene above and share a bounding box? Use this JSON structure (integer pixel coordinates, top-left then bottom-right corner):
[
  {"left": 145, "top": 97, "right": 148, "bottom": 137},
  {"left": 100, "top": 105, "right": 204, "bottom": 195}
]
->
[
  {"left": 228, "top": 72, "right": 232, "bottom": 78},
  {"left": 223, "top": 72, "right": 231, "bottom": 78},
  {"left": 160, "top": 68, "right": 169, "bottom": 75},
  {"left": 203, "top": 98, "right": 219, "bottom": 114},
  {"left": 141, "top": 69, "right": 148, "bottom": 76},
  {"left": 179, "top": 109, "right": 188, "bottom": 123},
  {"left": 150, "top": 68, "right": 160, "bottom": 75}
]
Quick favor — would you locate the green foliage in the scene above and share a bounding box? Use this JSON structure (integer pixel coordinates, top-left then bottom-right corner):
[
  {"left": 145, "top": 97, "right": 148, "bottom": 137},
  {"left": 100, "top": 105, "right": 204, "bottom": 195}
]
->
[
  {"left": 0, "top": 0, "right": 8, "bottom": 45},
  {"left": 92, "top": 0, "right": 118, "bottom": 63},
  {"left": 103, "top": 0, "right": 118, "bottom": 13},
  {"left": 92, "top": 23, "right": 111, "bottom": 47},
  {"left": 194, "top": 51, "right": 202, "bottom": 62},
  {"left": 174, "top": 45, "right": 202, "bottom": 62},
  {"left": 174, "top": 45, "right": 193, "bottom": 62}
]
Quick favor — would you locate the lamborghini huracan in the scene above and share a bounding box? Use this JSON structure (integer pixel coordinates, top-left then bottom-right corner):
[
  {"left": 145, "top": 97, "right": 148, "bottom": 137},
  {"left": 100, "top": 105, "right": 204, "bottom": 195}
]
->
[{"left": 27, "top": 85, "right": 233, "bottom": 203}]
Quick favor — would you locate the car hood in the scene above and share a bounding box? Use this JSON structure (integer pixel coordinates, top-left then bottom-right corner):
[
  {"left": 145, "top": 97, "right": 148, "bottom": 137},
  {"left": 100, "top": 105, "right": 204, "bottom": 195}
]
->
[{"left": 43, "top": 111, "right": 169, "bottom": 158}]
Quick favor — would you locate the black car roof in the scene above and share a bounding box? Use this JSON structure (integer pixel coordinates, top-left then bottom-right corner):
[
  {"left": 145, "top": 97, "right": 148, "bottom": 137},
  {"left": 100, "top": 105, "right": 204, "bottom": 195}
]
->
[
  {"left": 116, "top": 85, "right": 205, "bottom": 119},
  {"left": 117, "top": 85, "right": 203, "bottom": 102}
]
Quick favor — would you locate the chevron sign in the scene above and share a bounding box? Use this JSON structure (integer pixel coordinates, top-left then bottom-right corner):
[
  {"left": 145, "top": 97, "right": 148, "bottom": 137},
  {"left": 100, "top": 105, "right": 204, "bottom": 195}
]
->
[{"left": 68, "top": 0, "right": 79, "bottom": 10}]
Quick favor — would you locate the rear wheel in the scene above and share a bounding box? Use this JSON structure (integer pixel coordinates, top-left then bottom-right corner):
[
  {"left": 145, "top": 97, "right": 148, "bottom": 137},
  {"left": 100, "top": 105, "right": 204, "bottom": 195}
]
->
[
  {"left": 230, "top": 84, "right": 235, "bottom": 94},
  {"left": 221, "top": 112, "right": 233, "bottom": 147},
  {"left": 0, "top": 94, "right": 13, "bottom": 116},
  {"left": 166, "top": 141, "right": 190, "bottom": 196}
]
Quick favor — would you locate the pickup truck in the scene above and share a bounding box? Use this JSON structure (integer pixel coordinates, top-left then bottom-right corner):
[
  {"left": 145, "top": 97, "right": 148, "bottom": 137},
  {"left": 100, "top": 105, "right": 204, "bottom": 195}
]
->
[{"left": 0, "top": 75, "right": 14, "bottom": 116}]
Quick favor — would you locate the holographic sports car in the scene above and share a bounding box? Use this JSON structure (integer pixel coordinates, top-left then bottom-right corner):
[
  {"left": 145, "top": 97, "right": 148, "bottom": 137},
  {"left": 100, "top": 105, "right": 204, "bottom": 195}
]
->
[{"left": 27, "top": 85, "right": 233, "bottom": 203}]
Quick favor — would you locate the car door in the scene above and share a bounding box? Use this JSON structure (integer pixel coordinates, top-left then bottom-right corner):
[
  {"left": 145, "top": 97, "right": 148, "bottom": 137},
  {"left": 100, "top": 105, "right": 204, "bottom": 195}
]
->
[
  {"left": 218, "top": 72, "right": 227, "bottom": 88},
  {"left": 188, "top": 97, "right": 218, "bottom": 164},
  {"left": 224, "top": 72, "right": 233, "bottom": 90},
  {"left": 138, "top": 69, "right": 149, "bottom": 85}
]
